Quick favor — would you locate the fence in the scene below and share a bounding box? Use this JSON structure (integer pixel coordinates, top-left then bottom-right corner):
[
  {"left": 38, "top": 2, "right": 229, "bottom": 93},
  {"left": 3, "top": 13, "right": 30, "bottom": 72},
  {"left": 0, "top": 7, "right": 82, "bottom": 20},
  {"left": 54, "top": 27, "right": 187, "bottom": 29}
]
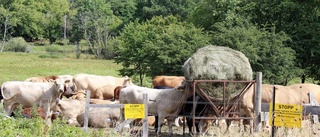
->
[{"left": 83, "top": 90, "right": 149, "bottom": 137}]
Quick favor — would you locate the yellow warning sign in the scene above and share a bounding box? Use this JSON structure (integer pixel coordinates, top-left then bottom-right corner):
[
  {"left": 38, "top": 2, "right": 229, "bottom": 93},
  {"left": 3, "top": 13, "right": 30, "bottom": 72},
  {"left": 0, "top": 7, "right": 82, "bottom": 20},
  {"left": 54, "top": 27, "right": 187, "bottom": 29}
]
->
[
  {"left": 269, "top": 103, "right": 302, "bottom": 128},
  {"left": 124, "top": 104, "right": 145, "bottom": 119}
]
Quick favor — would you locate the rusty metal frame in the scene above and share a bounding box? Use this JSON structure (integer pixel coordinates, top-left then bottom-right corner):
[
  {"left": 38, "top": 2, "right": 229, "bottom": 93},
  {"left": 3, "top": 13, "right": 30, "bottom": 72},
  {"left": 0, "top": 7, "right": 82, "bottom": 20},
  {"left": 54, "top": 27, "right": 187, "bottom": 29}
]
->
[{"left": 188, "top": 79, "right": 256, "bottom": 135}]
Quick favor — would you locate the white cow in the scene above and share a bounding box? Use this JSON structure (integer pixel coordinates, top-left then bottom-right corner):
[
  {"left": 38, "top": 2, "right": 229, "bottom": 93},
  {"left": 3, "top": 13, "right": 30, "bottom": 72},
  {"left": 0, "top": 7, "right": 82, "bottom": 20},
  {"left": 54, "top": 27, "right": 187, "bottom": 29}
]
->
[
  {"left": 119, "top": 79, "right": 190, "bottom": 136},
  {"left": 77, "top": 107, "right": 121, "bottom": 128},
  {"left": 24, "top": 74, "right": 76, "bottom": 99},
  {"left": 55, "top": 98, "right": 86, "bottom": 126},
  {"left": 72, "top": 74, "right": 129, "bottom": 100},
  {"left": 55, "top": 98, "right": 119, "bottom": 126},
  {"left": 1, "top": 78, "right": 67, "bottom": 124}
]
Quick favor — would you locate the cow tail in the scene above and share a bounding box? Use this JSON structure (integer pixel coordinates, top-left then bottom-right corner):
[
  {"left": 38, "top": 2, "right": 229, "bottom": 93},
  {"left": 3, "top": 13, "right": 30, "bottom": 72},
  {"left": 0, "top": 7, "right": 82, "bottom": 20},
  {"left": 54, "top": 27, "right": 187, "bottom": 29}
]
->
[
  {"left": 1, "top": 83, "right": 7, "bottom": 100},
  {"left": 0, "top": 84, "right": 3, "bottom": 101}
]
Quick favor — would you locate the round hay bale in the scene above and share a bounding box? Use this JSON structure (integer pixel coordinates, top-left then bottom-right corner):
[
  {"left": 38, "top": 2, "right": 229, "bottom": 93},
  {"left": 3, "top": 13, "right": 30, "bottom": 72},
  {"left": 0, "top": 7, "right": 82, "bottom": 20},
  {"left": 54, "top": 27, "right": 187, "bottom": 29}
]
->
[{"left": 182, "top": 45, "right": 253, "bottom": 100}]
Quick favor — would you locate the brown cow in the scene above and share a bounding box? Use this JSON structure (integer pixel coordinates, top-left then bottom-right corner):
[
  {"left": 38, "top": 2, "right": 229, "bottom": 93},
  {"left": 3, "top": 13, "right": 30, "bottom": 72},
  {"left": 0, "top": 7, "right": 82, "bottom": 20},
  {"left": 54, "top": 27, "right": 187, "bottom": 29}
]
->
[
  {"left": 22, "top": 107, "right": 57, "bottom": 121},
  {"left": 113, "top": 86, "right": 123, "bottom": 100},
  {"left": 152, "top": 76, "right": 185, "bottom": 88}
]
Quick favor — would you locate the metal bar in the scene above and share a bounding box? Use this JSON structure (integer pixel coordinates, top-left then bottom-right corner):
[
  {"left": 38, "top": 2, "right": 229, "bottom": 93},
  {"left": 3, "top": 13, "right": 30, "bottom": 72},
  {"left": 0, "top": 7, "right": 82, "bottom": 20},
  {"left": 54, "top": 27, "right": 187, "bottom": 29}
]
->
[
  {"left": 192, "top": 81, "right": 196, "bottom": 135},
  {"left": 194, "top": 79, "right": 256, "bottom": 83},
  {"left": 89, "top": 104, "right": 124, "bottom": 108},
  {"left": 83, "top": 90, "right": 91, "bottom": 132},
  {"left": 196, "top": 85, "right": 220, "bottom": 116},
  {"left": 254, "top": 72, "right": 262, "bottom": 132},
  {"left": 143, "top": 94, "right": 148, "bottom": 137},
  {"left": 271, "top": 86, "right": 276, "bottom": 137}
]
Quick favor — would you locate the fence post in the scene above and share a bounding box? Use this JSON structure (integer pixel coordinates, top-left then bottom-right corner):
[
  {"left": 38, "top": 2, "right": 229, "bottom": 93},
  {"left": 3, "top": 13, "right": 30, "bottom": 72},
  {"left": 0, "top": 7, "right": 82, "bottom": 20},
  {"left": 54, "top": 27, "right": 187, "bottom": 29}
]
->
[
  {"left": 254, "top": 72, "right": 262, "bottom": 132},
  {"left": 84, "top": 90, "right": 90, "bottom": 132},
  {"left": 143, "top": 93, "right": 148, "bottom": 137}
]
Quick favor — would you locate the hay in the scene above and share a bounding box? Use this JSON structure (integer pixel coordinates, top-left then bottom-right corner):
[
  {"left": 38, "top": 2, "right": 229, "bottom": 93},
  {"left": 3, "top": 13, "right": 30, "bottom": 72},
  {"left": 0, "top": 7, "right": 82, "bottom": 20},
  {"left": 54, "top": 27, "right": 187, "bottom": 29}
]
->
[{"left": 182, "top": 45, "right": 253, "bottom": 100}]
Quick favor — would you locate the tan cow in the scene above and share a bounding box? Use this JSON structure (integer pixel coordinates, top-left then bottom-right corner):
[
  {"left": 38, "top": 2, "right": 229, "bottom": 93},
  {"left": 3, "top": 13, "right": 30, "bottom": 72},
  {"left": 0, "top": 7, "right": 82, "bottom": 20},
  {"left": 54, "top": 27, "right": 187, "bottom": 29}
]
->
[
  {"left": 72, "top": 74, "right": 129, "bottom": 100},
  {"left": 1, "top": 78, "right": 67, "bottom": 125},
  {"left": 239, "top": 83, "right": 320, "bottom": 132},
  {"left": 152, "top": 75, "right": 185, "bottom": 88},
  {"left": 24, "top": 75, "right": 59, "bottom": 82}
]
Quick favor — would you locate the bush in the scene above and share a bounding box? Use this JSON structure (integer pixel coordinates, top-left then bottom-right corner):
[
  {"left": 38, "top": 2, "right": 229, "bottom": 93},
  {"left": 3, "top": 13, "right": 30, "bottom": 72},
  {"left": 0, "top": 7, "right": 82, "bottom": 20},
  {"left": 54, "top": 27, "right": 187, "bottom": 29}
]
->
[
  {"left": 45, "top": 45, "right": 64, "bottom": 53},
  {"left": 4, "top": 37, "right": 32, "bottom": 52}
]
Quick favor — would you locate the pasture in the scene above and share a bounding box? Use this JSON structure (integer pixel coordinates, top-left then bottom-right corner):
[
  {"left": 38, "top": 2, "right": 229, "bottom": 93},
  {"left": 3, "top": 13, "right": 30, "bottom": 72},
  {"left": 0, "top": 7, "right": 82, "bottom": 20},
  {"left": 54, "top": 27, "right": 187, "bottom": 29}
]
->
[{"left": 0, "top": 45, "right": 319, "bottom": 137}]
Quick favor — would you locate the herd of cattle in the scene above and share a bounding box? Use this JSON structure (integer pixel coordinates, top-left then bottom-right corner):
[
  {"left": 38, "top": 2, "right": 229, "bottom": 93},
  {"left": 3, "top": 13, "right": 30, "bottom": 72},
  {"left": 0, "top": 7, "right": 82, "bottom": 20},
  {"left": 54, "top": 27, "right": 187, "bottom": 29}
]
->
[{"left": 1, "top": 74, "right": 320, "bottom": 136}]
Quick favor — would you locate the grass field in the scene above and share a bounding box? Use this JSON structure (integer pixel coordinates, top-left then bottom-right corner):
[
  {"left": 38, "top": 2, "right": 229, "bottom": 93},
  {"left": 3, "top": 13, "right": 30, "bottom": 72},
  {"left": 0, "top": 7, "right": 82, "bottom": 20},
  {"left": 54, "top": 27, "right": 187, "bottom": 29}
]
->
[{"left": 0, "top": 45, "right": 319, "bottom": 137}]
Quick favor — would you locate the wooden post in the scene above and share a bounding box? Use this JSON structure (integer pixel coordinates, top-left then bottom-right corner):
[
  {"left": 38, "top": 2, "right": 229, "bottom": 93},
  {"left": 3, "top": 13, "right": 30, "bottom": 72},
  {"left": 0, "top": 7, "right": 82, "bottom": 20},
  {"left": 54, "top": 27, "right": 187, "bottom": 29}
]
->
[
  {"left": 254, "top": 72, "right": 262, "bottom": 132},
  {"left": 143, "top": 94, "right": 148, "bottom": 137},
  {"left": 83, "top": 90, "right": 90, "bottom": 132}
]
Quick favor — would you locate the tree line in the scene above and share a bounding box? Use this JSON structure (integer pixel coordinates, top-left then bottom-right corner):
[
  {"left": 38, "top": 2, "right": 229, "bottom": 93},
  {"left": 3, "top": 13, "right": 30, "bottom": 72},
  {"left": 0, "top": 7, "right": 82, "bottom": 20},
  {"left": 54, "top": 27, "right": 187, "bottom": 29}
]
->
[{"left": 1, "top": 0, "right": 319, "bottom": 85}]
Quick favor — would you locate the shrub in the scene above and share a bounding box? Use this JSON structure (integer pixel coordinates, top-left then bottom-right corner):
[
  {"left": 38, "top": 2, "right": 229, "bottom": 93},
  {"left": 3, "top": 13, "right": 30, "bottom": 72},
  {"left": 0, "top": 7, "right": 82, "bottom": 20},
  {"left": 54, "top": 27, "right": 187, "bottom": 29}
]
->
[{"left": 4, "top": 37, "right": 32, "bottom": 52}]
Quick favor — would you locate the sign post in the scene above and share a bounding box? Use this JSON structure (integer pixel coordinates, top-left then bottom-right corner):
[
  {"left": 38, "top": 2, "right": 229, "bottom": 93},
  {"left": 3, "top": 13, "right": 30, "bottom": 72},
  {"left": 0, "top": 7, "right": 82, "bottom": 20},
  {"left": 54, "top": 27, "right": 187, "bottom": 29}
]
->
[
  {"left": 124, "top": 104, "right": 145, "bottom": 119},
  {"left": 269, "top": 103, "right": 303, "bottom": 128}
]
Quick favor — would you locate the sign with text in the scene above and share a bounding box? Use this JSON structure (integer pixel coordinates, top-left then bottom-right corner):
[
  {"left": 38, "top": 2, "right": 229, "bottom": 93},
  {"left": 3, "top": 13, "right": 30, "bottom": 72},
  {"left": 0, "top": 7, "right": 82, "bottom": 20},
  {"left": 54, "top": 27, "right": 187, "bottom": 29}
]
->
[
  {"left": 124, "top": 104, "right": 145, "bottom": 119},
  {"left": 269, "top": 103, "right": 302, "bottom": 128}
]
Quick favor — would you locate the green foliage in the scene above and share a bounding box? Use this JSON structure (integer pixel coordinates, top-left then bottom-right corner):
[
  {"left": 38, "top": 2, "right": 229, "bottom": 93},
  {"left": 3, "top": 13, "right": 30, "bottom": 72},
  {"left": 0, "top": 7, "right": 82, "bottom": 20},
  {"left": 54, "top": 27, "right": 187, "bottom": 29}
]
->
[
  {"left": 4, "top": 37, "right": 32, "bottom": 52},
  {"left": 69, "top": 0, "right": 122, "bottom": 59},
  {"left": 115, "top": 15, "right": 210, "bottom": 85},
  {"left": 238, "top": 1, "right": 320, "bottom": 81},
  {"left": 212, "top": 23, "right": 299, "bottom": 85},
  {"left": 188, "top": 0, "right": 244, "bottom": 31},
  {"left": 135, "top": 0, "right": 198, "bottom": 21}
]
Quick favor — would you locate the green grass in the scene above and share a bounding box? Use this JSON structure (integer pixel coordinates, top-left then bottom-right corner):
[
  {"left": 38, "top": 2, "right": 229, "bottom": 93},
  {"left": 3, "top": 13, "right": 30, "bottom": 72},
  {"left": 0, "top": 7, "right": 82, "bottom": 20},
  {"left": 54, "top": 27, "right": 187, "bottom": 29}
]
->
[
  {"left": 0, "top": 48, "right": 132, "bottom": 136},
  {"left": 0, "top": 52, "right": 122, "bottom": 84}
]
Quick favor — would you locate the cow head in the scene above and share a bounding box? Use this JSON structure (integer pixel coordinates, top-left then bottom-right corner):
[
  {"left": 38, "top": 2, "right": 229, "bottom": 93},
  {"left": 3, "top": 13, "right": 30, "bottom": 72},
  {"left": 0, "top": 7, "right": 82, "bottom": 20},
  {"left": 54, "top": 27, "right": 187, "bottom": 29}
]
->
[
  {"left": 175, "top": 79, "right": 192, "bottom": 91},
  {"left": 49, "top": 78, "right": 66, "bottom": 94},
  {"left": 198, "top": 118, "right": 214, "bottom": 135},
  {"left": 61, "top": 80, "right": 77, "bottom": 98},
  {"left": 122, "top": 77, "right": 134, "bottom": 87}
]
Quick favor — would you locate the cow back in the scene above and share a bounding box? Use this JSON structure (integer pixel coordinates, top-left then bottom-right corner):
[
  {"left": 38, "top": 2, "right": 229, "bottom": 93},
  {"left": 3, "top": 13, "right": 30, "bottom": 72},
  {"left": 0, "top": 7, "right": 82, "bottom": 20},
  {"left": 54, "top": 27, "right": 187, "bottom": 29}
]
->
[
  {"left": 152, "top": 76, "right": 185, "bottom": 88},
  {"left": 73, "top": 74, "right": 128, "bottom": 93}
]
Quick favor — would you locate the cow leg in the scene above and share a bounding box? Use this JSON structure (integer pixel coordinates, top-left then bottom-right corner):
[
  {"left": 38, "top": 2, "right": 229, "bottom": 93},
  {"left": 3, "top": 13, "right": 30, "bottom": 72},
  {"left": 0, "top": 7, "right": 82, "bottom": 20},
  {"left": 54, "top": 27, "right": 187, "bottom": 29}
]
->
[
  {"left": 95, "top": 90, "right": 104, "bottom": 100},
  {"left": 186, "top": 118, "right": 193, "bottom": 135},
  {"left": 156, "top": 115, "right": 166, "bottom": 137},
  {"left": 225, "top": 118, "right": 233, "bottom": 133},
  {"left": 154, "top": 115, "right": 159, "bottom": 132},
  {"left": 166, "top": 118, "right": 175, "bottom": 137},
  {"left": 42, "top": 104, "right": 52, "bottom": 126}
]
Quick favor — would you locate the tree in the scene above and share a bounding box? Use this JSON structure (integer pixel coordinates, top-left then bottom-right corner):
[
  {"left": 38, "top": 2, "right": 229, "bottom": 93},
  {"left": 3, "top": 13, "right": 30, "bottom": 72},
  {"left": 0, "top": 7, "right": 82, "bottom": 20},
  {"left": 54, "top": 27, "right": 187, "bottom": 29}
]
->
[
  {"left": 188, "top": 0, "right": 243, "bottom": 31},
  {"left": 0, "top": 0, "right": 20, "bottom": 52},
  {"left": 109, "top": 0, "right": 137, "bottom": 31},
  {"left": 70, "top": 0, "right": 122, "bottom": 59},
  {"left": 42, "top": 0, "right": 70, "bottom": 44},
  {"left": 135, "top": 0, "right": 198, "bottom": 22},
  {"left": 114, "top": 15, "right": 210, "bottom": 85},
  {"left": 212, "top": 23, "right": 299, "bottom": 85},
  {"left": 239, "top": 0, "right": 320, "bottom": 81},
  {"left": 10, "top": 0, "right": 47, "bottom": 41}
]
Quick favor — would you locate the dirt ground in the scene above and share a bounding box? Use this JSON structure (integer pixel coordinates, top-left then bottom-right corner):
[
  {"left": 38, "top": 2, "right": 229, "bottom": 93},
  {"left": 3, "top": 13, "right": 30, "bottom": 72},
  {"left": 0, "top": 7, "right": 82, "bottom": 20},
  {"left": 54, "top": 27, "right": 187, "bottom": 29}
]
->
[{"left": 126, "top": 120, "right": 320, "bottom": 137}]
